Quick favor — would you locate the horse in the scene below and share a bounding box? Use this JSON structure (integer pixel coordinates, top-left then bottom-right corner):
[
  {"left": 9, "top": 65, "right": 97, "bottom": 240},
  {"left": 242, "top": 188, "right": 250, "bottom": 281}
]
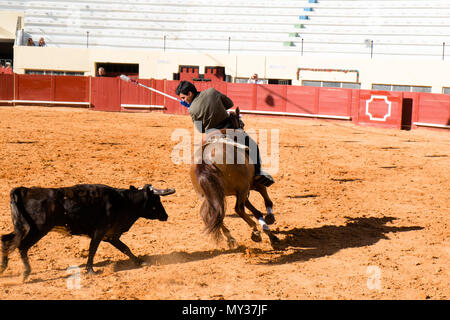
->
[{"left": 190, "top": 108, "right": 279, "bottom": 248}]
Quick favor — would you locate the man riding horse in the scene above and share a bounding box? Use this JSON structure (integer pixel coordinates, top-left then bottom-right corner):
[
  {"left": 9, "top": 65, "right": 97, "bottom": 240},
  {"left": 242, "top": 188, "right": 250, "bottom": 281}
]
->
[{"left": 175, "top": 81, "right": 274, "bottom": 187}]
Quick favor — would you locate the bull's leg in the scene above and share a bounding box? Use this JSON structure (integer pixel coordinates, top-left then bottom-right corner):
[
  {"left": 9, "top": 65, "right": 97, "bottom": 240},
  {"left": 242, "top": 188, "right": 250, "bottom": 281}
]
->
[
  {"left": 106, "top": 238, "right": 143, "bottom": 266},
  {"left": 1, "top": 233, "right": 16, "bottom": 274},
  {"left": 86, "top": 231, "right": 105, "bottom": 274},
  {"left": 17, "top": 233, "right": 43, "bottom": 282},
  {"left": 18, "top": 247, "right": 31, "bottom": 282}
]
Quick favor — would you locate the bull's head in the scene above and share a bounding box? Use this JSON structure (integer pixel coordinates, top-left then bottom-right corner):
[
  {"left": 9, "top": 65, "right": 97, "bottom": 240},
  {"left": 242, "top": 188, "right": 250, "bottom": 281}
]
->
[{"left": 131, "top": 184, "right": 175, "bottom": 221}]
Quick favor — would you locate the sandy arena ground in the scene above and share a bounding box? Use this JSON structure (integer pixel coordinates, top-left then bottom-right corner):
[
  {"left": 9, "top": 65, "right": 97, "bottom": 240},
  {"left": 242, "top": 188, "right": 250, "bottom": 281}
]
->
[{"left": 0, "top": 106, "right": 448, "bottom": 300}]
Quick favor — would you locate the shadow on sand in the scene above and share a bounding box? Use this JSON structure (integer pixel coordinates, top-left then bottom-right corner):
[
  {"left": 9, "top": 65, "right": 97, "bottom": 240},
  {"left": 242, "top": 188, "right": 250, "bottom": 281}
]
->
[
  {"left": 112, "top": 246, "right": 246, "bottom": 272},
  {"left": 113, "top": 216, "right": 422, "bottom": 270},
  {"left": 256, "top": 216, "right": 423, "bottom": 265},
  {"left": 5, "top": 216, "right": 422, "bottom": 282}
]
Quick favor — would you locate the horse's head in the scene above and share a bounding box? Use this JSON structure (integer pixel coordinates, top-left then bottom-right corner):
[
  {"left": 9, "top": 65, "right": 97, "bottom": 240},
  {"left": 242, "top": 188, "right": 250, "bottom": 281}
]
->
[{"left": 228, "top": 107, "right": 241, "bottom": 129}]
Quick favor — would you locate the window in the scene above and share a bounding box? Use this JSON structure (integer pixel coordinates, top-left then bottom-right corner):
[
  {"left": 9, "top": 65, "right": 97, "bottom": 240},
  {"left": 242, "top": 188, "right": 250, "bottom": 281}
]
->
[
  {"left": 373, "top": 84, "right": 431, "bottom": 93},
  {"left": 393, "top": 85, "right": 411, "bottom": 92},
  {"left": 443, "top": 87, "right": 450, "bottom": 94},
  {"left": 412, "top": 86, "right": 431, "bottom": 93},
  {"left": 372, "top": 84, "right": 391, "bottom": 91},
  {"left": 303, "top": 80, "right": 360, "bottom": 89},
  {"left": 302, "top": 80, "right": 321, "bottom": 87},
  {"left": 96, "top": 63, "right": 139, "bottom": 77},
  {"left": 25, "top": 70, "right": 84, "bottom": 76},
  {"left": 323, "top": 81, "right": 341, "bottom": 88}
]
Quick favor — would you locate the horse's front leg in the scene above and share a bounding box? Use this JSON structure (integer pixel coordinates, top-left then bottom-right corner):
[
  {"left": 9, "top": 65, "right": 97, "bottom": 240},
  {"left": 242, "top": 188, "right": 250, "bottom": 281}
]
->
[
  {"left": 245, "top": 199, "right": 279, "bottom": 246},
  {"left": 235, "top": 196, "right": 262, "bottom": 243},
  {"left": 252, "top": 184, "right": 275, "bottom": 225}
]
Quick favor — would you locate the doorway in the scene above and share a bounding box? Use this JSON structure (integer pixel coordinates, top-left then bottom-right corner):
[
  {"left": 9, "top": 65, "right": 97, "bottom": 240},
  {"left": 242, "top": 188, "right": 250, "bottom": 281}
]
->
[{"left": 401, "top": 98, "right": 413, "bottom": 130}]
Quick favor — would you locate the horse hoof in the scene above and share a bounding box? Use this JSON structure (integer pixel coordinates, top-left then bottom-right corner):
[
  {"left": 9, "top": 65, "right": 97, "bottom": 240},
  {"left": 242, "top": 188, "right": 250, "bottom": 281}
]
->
[
  {"left": 139, "top": 260, "right": 150, "bottom": 267},
  {"left": 265, "top": 214, "right": 275, "bottom": 225},
  {"left": 251, "top": 231, "right": 262, "bottom": 242},
  {"left": 228, "top": 238, "right": 238, "bottom": 250}
]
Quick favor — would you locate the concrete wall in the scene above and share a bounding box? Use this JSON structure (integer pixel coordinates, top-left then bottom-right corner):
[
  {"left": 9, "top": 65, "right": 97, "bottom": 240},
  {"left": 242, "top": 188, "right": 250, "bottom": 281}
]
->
[
  {"left": 12, "top": 46, "right": 450, "bottom": 93},
  {"left": 0, "top": 11, "right": 23, "bottom": 40}
]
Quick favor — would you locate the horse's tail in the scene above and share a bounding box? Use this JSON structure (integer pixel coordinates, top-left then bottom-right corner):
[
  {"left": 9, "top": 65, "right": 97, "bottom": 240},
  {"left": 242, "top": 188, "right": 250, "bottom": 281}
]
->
[{"left": 195, "top": 163, "right": 225, "bottom": 242}]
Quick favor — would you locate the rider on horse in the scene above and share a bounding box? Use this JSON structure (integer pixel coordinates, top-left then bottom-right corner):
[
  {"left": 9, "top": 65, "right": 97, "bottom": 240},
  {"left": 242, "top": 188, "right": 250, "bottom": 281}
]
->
[{"left": 175, "top": 80, "right": 274, "bottom": 187}]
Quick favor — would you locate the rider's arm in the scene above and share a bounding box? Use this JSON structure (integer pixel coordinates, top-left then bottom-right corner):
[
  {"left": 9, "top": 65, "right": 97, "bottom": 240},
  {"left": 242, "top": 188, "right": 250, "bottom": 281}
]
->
[{"left": 220, "top": 93, "right": 234, "bottom": 110}]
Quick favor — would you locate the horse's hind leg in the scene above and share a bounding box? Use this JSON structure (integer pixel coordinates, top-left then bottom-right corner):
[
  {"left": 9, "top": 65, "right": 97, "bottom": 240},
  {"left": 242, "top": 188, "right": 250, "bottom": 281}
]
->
[
  {"left": 221, "top": 225, "right": 238, "bottom": 249},
  {"left": 235, "top": 194, "right": 262, "bottom": 243},
  {"left": 253, "top": 184, "right": 275, "bottom": 225}
]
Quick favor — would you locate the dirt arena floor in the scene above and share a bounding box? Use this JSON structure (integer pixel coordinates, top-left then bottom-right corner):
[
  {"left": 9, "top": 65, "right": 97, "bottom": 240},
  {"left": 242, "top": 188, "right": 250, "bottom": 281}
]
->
[{"left": 0, "top": 106, "right": 448, "bottom": 300}]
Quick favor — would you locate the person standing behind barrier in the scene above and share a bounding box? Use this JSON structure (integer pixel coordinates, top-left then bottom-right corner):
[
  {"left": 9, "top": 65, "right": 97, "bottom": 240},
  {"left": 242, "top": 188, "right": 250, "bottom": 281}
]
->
[
  {"left": 97, "top": 67, "right": 106, "bottom": 77},
  {"left": 38, "top": 37, "right": 46, "bottom": 47},
  {"left": 27, "top": 38, "right": 35, "bottom": 46},
  {"left": 248, "top": 73, "right": 263, "bottom": 84},
  {"left": 3, "top": 62, "right": 13, "bottom": 75}
]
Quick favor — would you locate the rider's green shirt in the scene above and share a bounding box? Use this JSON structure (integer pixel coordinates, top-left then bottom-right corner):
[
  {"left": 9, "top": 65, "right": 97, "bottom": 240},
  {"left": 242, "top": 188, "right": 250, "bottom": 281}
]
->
[{"left": 188, "top": 88, "right": 234, "bottom": 132}]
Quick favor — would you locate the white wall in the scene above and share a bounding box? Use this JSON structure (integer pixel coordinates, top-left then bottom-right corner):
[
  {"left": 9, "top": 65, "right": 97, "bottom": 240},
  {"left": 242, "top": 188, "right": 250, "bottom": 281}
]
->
[{"left": 13, "top": 45, "right": 450, "bottom": 93}]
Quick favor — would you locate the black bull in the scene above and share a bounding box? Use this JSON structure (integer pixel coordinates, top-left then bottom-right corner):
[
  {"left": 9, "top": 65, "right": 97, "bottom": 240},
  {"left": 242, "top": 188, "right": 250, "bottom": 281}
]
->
[{"left": 0, "top": 184, "right": 175, "bottom": 281}]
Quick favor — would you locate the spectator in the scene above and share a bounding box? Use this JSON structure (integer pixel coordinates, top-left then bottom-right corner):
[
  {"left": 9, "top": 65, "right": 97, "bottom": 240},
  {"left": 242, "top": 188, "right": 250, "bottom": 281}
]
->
[
  {"left": 0, "top": 62, "right": 4, "bottom": 75},
  {"left": 38, "top": 37, "right": 46, "bottom": 47},
  {"left": 4, "top": 62, "right": 13, "bottom": 75},
  {"left": 27, "top": 38, "right": 35, "bottom": 46},
  {"left": 97, "top": 67, "right": 106, "bottom": 77},
  {"left": 248, "top": 73, "right": 263, "bottom": 84}
]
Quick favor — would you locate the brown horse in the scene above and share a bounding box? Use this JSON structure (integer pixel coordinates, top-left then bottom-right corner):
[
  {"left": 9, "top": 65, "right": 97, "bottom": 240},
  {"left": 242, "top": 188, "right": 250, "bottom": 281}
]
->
[{"left": 190, "top": 108, "right": 279, "bottom": 248}]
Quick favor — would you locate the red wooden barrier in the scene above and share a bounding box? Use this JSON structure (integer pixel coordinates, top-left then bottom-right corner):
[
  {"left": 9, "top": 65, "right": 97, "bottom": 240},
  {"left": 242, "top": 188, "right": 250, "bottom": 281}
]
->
[
  {"left": 285, "top": 85, "right": 317, "bottom": 115},
  {"left": 163, "top": 80, "right": 188, "bottom": 115},
  {"left": 355, "top": 90, "right": 403, "bottom": 129},
  {"left": 15, "top": 74, "right": 52, "bottom": 102},
  {"left": 13, "top": 74, "right": 89, "bottom": 105},
  {"left": 318, "top": 87, "right": 352, "bottom": 118},
  {"left": 0, "top": 74, "right": 14, "bottom": 103},
  {"left": 90, "top": 77, "right": 120, "bottom": 112},
  {"left": 120, "top": 78, "right": 152, "bottom": 111},
  {"left": 415, "top": 93, "right": 450, "bottom": 127},
  {"left": 226, "top": 83, "right": 255, "bottom": 110},
  {"left": 53, "top": 75, "right": 90, "bottom": 103},
  {"left": 3, "top": 73, "right": 449, "bottom": 130},
  {"left": 255, "top": 84, "right": 287, "bottom": 113}
]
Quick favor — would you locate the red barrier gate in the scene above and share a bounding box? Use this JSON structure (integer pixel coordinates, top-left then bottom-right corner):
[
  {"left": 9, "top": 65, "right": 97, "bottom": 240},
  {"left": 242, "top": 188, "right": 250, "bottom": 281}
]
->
[
  {"left": 355, "top": 91, "right": 403, "bottom": 129},
  {"left": 90, "top": 77, "right": 120, "bottom": 112}
]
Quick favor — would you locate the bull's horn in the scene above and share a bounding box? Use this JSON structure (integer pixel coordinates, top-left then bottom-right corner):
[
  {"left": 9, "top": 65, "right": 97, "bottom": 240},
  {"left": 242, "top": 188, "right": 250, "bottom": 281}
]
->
[{"left": 152, "top": 188, "right": 176, "bottom": 196}]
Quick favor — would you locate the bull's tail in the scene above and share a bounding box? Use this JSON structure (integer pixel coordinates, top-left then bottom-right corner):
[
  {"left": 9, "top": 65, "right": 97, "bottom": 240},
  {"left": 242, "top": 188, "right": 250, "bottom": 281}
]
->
[
  {"left": 1, "top": 188, "right": 31, "bottom": 273},
  {"left": 195, "top": 164, "right": 225, "bottom": 242}
]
